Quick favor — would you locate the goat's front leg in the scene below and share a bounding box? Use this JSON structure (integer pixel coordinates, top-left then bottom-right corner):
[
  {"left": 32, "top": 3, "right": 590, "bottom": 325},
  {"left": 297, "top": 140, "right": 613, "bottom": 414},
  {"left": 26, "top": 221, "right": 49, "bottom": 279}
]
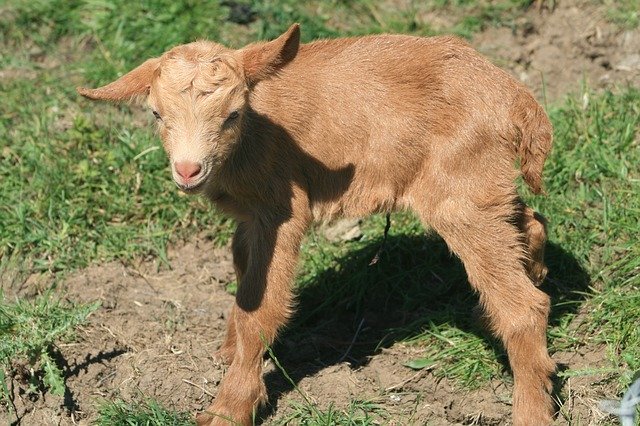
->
[
  {"left": 197, "top": 198, "right": 311, "bottom": 426},
  {"left": 215, "top": 222, "right": 250, "bottom": 365}
]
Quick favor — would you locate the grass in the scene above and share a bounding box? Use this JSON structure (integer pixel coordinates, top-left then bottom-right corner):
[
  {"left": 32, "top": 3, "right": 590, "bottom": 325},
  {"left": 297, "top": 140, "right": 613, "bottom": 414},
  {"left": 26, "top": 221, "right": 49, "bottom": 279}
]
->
[
  {"left": 604, "top": 0, "right": 640, "bottom": 29},
  {"left": 543, "top": 89, "right": 640, "bottom": 387},
  {"left": 276, "top": 400, "right": 387, "bottom": 426},
  {"left": 0, "top": 0, "right": 639, "bottom": 424},
  {"left": 0, "top": 290, "right": 100, "bottom": 405},
  {"left": 95, "top": 398, "right": 193, "bottom": 426}
]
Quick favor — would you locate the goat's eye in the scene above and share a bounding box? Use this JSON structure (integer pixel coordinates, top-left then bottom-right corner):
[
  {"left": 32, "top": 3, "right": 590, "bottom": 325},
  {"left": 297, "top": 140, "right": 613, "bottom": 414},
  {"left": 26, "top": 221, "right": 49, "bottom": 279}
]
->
[
  {"left": 152, "top": 110, "right": 162, "bottom": 120},
  {"left": 227, "top": 110, "right": 239, "bottom": 121}
]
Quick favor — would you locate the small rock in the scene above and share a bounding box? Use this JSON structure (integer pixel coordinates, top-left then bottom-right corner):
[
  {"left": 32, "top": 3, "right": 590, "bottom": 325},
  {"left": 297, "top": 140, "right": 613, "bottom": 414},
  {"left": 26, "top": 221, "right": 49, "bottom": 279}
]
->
[
  {"left": 615, "top": 54, "right": 640, "bottom": 71},
  {"left": 321, "top": 218, "right": 363, "bottom": 242},
  {"left": 221, "top": 0, "right": 256, "bottom": 25},
  {"left": 621, "top": 30, "right": 640, "bottom": 51}
]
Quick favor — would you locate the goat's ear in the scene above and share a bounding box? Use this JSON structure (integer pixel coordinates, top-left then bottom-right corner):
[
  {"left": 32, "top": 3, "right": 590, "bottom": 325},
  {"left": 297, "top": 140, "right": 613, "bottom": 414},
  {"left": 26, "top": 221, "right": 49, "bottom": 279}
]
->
[
  {"left": 241, "top": 23, "right": 300, "bottom": 85},
  {"left": 77, "top": 58, "right": 160, "bottom": 102}
]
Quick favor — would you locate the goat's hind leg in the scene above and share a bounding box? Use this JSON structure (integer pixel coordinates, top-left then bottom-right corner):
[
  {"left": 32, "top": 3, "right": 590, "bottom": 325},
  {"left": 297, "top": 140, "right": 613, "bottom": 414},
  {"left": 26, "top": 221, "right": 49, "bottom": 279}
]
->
[{"left": 416, "top": 199, "right": 555, "bottom": 426}]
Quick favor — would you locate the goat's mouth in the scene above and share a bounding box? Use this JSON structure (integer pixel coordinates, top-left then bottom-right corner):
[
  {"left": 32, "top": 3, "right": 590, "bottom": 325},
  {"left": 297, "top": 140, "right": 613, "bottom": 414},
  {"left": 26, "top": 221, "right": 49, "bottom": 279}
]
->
[
  {"left": 177, "top": 179, "right": 205, "bottom": 194},
  {"left": 175, "top": 167, "right": 211, "bottom": 194}
]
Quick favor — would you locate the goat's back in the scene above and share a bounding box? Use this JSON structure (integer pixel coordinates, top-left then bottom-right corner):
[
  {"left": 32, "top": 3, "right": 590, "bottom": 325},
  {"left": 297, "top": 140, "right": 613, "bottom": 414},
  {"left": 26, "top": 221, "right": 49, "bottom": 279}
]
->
[{"left": 240, "top": 35, "right": 550, "bottom": 218}]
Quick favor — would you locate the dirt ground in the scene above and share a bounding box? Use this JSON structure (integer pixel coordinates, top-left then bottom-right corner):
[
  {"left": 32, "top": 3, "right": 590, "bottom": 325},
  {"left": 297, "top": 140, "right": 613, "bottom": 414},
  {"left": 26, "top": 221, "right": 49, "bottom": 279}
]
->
[
  {"left": 474, "top": 0, "right": 640, "bottom": 103},
  {"left": 3, "top": 1, "right": 638, "bottom": 425}
]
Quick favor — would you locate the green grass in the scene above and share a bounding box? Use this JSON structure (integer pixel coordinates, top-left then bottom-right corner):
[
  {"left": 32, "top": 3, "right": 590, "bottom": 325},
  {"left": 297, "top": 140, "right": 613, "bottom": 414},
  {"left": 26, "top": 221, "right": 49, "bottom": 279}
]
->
[
  {"left": 1, "top": 0, "right": 639, "bottom": 424},
  {"left": 542, "top": 89, "right": 640, "bottom": 387},
  {"left": 276, "top": 400, "right": 387, "bottom": 426},
  {"left": 604, "top": 0, "right": 640, "bottom": 29},
  {"left": 95, "top": 398, "right": 194, "bottom": 426},
  {"left": 0, "top": 290, "right": 100, "bottom": 405}
]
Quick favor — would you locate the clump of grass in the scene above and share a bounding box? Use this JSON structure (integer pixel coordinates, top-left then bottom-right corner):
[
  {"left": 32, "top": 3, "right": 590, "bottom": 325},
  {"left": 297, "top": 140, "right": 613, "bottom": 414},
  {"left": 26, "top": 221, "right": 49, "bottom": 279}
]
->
[
  {"left": 265, "top": 343, "right": 388, "bottom": 425},
  {"left": 95, "top": 398, "right": 194, "bottom": 426},
  {"left": 540, "top": 87, "right": 640, "bottom": 386},
  {"left": 588, "top": 288, "right": 640, "bottom": 387},
  {"left": 604, "top": 0, "right": 640, "bottom": 29},
  {"left": 278, "top": 400, "right": 386, "bottom": 426},
  {"left": 404, "top": 321, "right": 506, "bottom": 387},
  {"left": 0, "top": 290, "right": 100, "bottom": 403}
]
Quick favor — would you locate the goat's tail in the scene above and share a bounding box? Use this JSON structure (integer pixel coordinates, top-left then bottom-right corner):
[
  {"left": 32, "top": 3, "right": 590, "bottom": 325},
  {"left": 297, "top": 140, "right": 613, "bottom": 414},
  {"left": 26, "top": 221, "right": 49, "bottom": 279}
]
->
[{"left": 511, "top": 90, "right": 553, "bottom": 194}]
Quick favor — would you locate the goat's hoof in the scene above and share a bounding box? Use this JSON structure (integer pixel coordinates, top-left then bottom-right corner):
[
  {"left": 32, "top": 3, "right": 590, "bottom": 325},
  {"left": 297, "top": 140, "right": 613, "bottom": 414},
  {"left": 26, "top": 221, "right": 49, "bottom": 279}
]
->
[
  {"left": 197, "top": 401, "right": 253, "bottom": 426},
  {"left": 195, "top": 410, "right": 239, "bottom": 426},
  {"left": 195, "top": 411, "right": 213, "bottom": 426}
]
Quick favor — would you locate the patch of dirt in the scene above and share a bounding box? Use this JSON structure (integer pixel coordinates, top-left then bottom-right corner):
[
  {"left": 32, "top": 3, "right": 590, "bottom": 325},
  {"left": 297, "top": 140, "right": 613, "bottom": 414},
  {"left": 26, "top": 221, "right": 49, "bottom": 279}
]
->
[
  {"left": 1, "top": 234, "right": 616, "bottom": 426},
  {"left": 472, "top": 0, "right": 640, "bottom": 102},
  {"left": 3, "top": 237, "right": 236, "bottom": 425},
  {"left": 267, "top": 350, "right": 515, "bottom": 426}
]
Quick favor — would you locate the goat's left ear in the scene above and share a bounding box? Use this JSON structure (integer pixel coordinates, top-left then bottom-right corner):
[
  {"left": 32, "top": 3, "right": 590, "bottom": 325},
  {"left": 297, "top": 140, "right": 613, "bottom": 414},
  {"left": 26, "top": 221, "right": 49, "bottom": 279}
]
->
[
  {"left": 77, "top": 57, "right": 160, "bottom": 102},
  {"left": 241, "top": 23, "right": 300, "bottom": 85}
]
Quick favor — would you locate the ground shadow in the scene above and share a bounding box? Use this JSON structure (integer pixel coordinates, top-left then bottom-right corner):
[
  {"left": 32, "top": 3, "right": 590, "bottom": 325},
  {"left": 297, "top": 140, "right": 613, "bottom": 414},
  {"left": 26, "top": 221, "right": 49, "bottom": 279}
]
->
[
  {"left": 6, "top": 347, "right": 128, "bottom": 426},
  {"left": 53, "top": 347, "right": 129, "bottom": 416},
  {"left": 260, "top": 230, "right": 590, "bottom": 421}
]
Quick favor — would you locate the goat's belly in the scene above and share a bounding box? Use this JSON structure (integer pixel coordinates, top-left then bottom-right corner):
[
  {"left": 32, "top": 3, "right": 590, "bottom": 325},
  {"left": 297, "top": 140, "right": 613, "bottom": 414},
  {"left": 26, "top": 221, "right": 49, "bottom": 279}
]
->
[{"left": 310, "top": 182, "right": 399, "bottom": 222}]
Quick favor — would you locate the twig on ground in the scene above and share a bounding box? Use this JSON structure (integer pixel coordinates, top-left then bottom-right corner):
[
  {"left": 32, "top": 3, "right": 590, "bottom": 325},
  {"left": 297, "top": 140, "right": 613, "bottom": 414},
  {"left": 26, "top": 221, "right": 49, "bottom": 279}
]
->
[
  {"left": 182, "top": 378, "right": 215, "bottom": 398},
  {"left": 385, "top": 370, "right": 426, "bottom": 392},
  {"left": 369, "top": 213, "right": 391, "bottom": 266},
  {"left": 126, "top": 266, "right": 158, "bottom": 294},
  {"left": 338, "top": 317, "right": 366, "bottom": 363}
]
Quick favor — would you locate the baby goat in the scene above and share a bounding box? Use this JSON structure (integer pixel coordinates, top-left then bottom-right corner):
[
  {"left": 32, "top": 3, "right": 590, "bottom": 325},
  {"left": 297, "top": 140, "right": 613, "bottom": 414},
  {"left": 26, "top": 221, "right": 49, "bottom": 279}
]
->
[{"left": 78, "top": 24, "right": 555, "bottom": 425}]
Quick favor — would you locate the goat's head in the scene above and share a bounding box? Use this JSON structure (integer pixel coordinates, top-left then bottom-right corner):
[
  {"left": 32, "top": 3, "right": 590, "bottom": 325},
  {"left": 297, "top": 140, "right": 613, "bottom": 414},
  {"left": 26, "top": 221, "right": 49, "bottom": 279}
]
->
[{"left": 78, "top": 24, "right": 300, "bottom": 192}]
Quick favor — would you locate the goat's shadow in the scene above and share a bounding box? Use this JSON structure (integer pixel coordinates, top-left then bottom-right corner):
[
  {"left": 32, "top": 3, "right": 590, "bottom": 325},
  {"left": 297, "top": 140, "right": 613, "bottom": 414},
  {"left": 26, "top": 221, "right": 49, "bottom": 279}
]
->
[{"left": 259, "top": 230, "right": 590, "bottom": 421}]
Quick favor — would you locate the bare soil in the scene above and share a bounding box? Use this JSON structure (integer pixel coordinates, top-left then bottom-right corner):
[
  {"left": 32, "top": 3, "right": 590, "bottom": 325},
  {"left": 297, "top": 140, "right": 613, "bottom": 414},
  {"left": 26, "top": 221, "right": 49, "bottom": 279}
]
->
[
  {"left": 474, "top": 1, "right": 640, "bottom": 103},
  {"left": 3, "top": 1, "right": 638, "bottom": 424}
]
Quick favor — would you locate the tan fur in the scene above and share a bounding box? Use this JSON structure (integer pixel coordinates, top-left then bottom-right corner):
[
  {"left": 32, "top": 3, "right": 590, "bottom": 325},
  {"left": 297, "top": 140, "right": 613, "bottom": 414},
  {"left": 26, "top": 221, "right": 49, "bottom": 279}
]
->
[{"left": 78, "top": 24, "right": 556, "bottom": 426}]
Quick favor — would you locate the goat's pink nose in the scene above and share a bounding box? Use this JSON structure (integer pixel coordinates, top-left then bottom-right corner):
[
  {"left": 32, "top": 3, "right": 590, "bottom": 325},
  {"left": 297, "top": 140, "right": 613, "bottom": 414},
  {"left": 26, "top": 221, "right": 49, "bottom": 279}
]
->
[{"left": 174, "top": 161, "right": 202, "bottom": 180}]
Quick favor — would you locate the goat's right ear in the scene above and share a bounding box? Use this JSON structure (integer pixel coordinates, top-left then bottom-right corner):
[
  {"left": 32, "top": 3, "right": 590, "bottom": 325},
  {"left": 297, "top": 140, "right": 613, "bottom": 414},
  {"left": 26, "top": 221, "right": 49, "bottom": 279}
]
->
[{"left": 77, "top": 58, "right": 160, "bottom": 102}]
